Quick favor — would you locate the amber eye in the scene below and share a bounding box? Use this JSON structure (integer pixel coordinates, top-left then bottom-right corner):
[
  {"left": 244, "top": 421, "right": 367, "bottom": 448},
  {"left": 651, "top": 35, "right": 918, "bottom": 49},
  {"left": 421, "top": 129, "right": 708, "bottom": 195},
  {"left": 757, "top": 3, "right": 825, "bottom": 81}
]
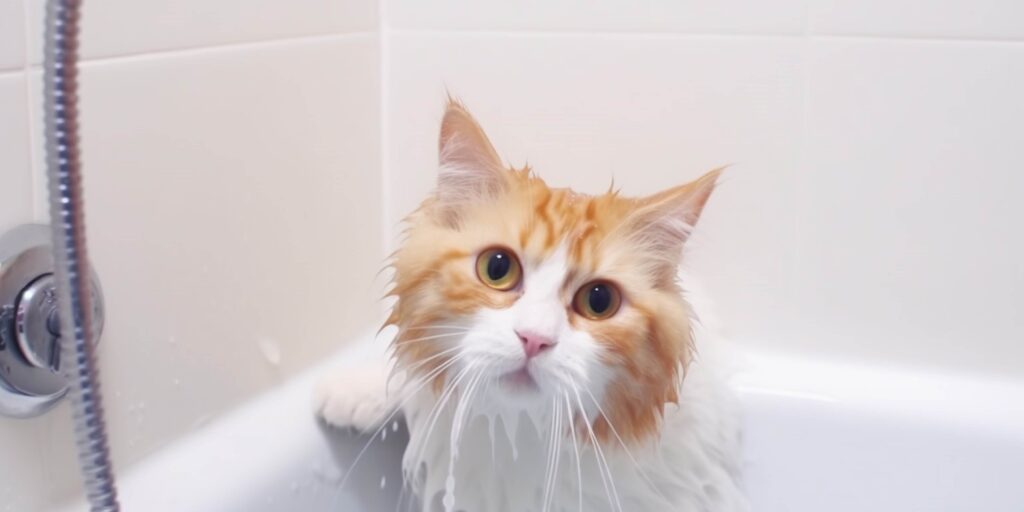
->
[
  {"left": 573, "top": 281, "right": 622, "bottom": 320},
  {"left": 475, "top": 247, "right": 522, "bottom": 291}
]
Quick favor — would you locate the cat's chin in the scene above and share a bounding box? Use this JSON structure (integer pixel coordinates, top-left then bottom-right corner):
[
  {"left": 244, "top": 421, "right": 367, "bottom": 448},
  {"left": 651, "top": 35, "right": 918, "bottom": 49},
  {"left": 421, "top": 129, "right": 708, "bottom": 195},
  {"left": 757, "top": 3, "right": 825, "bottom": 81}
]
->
[{"left": 499, "top": 367, "right": 540, "bottom": 393}]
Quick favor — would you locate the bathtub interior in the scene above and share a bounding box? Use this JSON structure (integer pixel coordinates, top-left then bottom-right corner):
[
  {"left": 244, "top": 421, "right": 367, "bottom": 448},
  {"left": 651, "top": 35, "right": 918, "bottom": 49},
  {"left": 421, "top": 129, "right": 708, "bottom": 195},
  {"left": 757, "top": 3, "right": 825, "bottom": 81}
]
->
[{"left": 61, "top": 333, "right": 1024, "bottom": 512}]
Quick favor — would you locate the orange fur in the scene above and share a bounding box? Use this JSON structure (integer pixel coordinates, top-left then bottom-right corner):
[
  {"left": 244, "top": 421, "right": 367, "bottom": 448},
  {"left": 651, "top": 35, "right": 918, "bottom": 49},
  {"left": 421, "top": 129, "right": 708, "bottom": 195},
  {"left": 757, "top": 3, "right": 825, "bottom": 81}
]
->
[{"left": 385, "top": 100, "right": 719, "bottom": 444}]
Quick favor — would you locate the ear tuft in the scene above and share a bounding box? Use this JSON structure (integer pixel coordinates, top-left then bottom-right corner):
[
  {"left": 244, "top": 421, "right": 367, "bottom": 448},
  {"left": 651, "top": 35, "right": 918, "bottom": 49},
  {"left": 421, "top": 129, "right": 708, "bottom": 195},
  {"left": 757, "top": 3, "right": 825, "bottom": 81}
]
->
[
  {"left": 436, "top": 100, "right": 505, "bottom": 211},
  {"left": 626, "top": 167, "right": 724, "bottom": 279}
]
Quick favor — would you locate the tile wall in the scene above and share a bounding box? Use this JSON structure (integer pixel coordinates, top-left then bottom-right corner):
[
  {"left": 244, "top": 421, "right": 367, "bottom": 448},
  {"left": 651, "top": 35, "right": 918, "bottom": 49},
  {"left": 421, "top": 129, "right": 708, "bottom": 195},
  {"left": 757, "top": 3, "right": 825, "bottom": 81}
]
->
[
  {"left": 2, "top": 0, "right": 1022, "bottom": 508},
  {"left": 383, "top": 0, "right": 1024, "bottom": 375},
  {"left": 1, "top": 1, "right": 380, "bottom": 509}
]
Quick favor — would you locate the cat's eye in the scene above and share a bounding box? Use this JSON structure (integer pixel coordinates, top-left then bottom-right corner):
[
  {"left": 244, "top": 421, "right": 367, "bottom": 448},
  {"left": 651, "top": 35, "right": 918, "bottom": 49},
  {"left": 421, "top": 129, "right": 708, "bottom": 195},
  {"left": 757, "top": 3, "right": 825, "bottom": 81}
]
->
[
  {"left": 573, "top": 281, "right": 622, "bottom": 320},
  {"left": 475, "top": 247, "right": 522, "bottom": 291}
]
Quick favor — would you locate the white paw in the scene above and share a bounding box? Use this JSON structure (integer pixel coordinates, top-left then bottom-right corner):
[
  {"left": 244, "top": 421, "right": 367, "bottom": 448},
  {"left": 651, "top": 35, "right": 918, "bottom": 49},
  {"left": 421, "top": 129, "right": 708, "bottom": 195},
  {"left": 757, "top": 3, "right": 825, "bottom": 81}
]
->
[{"left": 314, "top": 365, "right": 391, "bottom": 432}]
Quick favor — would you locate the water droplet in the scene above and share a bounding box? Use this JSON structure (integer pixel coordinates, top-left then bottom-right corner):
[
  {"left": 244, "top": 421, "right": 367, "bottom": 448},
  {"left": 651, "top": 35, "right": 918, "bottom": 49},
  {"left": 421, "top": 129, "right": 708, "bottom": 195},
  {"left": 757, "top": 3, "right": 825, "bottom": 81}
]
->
[
  {"left": 168, "top": 336, "right": 177, "bottom": 345},
  {"left": 173, "top": 378, "right": 181, "bottom": 387},
  {"left": 258, "top": 338, "right": 282, "bottom": 366},
  {"left": 380, "top": 476, "right": 387, "bottom": 489},
  {"left": 392, "top": 421, "right": 399, "bottom": 432},
  {"left": 443, "top": 475, "right": 456, "bottom": 511},
  {"left": 382, "top": 429, "right": 387, "bottom": 441}
]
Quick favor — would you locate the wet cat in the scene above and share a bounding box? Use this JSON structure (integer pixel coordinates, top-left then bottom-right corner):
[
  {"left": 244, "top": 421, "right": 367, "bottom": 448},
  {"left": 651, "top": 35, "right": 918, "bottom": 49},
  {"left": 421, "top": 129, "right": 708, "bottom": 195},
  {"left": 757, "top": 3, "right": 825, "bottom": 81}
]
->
[{"left": 317, "top": 100, "right": 746, "bottom": 512}]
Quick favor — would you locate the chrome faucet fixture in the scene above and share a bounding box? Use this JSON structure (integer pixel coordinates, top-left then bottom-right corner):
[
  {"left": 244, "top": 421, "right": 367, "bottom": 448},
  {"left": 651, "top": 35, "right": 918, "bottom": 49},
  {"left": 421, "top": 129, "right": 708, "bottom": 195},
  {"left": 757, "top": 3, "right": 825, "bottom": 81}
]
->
[{"left": 0, "top": 224, "right": 104, "bottom": 418}]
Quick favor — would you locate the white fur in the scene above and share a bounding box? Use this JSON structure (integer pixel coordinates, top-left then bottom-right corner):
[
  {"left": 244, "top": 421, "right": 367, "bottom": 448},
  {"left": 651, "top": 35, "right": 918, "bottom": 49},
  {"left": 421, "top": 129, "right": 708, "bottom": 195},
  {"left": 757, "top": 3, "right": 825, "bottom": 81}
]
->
[
  {"left": 319, "top": 268, "right": 747, "bottom": 511},
  {"left": 315, "top": 364, "right": 392, "bottom": 432}
]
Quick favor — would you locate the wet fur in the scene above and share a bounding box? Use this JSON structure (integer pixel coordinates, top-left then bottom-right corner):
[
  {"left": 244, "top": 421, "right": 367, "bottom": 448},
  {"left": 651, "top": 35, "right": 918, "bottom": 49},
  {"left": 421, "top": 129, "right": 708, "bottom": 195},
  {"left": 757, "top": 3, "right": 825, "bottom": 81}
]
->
[{"left": 318, "top": 101, "right": 746, "bottom": 511}]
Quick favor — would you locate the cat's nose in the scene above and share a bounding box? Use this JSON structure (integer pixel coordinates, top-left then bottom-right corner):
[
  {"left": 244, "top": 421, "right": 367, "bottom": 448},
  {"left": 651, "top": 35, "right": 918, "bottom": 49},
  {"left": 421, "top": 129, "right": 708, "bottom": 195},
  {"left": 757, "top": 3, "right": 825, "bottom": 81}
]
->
[{"left": 516, "top": 330, "right": 555, "bottom": 359}]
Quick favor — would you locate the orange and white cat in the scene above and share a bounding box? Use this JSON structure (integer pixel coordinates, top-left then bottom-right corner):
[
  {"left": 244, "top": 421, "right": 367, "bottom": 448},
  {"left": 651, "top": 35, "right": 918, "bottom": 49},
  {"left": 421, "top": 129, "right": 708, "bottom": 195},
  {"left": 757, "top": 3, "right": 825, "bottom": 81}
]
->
[{"left": 317, "top": 101, "right": 746, "bottom": 512}]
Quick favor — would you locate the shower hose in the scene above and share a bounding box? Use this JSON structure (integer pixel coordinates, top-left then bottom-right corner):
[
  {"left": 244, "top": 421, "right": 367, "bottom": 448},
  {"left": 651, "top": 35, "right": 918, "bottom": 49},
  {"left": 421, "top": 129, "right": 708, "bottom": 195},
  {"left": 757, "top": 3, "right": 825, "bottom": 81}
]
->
[{"left": 44, "top": 0, "right": 120, "bottom": 509}]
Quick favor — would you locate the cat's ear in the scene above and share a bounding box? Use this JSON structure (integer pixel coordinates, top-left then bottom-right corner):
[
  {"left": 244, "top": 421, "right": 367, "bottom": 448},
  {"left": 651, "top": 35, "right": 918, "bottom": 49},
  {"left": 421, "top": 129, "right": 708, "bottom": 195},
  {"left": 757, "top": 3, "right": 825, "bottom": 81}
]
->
[
  {"left": 626, "top": 168, "right": 722, "bottom": 278},
  {"left": 436, "top": 100, "right": 505, "bottom": 209}
]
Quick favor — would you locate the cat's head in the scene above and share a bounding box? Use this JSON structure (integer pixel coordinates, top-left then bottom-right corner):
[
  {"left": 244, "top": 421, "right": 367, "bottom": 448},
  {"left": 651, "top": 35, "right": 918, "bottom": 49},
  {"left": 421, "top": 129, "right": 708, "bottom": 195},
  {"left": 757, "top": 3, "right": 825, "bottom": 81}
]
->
[{"left": 387, "top": 101, "right": 719, "bottom": 443}]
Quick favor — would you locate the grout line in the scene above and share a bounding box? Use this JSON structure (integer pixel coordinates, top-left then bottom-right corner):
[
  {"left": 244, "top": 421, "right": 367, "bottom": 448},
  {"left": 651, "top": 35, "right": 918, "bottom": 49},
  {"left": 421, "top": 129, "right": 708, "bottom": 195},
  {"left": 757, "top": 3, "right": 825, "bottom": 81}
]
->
[
  {"left": 14, "top": 31, "right": 378, "bottom": 71},
  {"left": 808, "top": 32, "right": 1024, "bottom": 45},
  {"left": 376, "top": 1, "right": 395, "bottom": 323},
  {"left": 21, "top": 0, "right": 42, "bottom": 222},
  {"left": 378, "top": 0, "right": 393, "bottom": 260},
  {"left": 389, "top": 28, "right": 804, "bottom": 40},
  {"left": 378, "top": 0, "right": 399, "bottom": 323},
  {"left": 4, "top": 26, "right": 1019, "bottom": 79},
  {"left": 793, "top": 9, "right": 812, "bottom": 302},
  {"left": 79, "top": 31, "right": 377, "bottom": 67},
  {"left": 388, "top": 27, "right": 1024, "bottom": 45}
]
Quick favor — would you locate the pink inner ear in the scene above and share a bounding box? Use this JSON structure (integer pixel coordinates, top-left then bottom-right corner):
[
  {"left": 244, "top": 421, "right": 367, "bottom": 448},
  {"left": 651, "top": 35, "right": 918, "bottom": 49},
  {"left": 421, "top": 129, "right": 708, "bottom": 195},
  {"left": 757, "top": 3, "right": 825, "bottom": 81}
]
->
[
  {"left": 438, "top": 101, "right": 502, "bottom": 170},
  {"left": 625, "top": 168, "right": 723, "bottom": 275},
  {"left": 436, "top": 101, "right": 507, "bottom": 208}
]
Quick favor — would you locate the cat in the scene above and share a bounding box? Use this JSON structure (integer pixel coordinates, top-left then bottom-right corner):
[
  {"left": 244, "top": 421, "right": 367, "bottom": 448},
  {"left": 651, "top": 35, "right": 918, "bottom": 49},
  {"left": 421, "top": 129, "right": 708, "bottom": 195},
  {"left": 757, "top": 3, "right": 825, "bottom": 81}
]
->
[{"left": 316, "top": 100, "right": 747, "bottom": 512}]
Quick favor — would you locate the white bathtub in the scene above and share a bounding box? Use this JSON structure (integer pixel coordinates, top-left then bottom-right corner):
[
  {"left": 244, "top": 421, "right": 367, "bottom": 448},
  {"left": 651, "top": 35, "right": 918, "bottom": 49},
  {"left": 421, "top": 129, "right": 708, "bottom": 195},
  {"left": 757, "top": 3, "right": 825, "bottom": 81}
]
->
[{"left": 61, "top": 333, "right": 1024, "bottom": 511}]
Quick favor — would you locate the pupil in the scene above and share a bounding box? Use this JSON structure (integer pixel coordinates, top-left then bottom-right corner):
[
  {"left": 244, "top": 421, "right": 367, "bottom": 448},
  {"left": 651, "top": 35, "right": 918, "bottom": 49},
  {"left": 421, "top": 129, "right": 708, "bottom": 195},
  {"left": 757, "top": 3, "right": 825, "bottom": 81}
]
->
[
  {"left": 487, "top": 253, "right": 511, "bottom": 281},
  {"left": 588, "top": 284, "right": 611, "bottom": 313}
]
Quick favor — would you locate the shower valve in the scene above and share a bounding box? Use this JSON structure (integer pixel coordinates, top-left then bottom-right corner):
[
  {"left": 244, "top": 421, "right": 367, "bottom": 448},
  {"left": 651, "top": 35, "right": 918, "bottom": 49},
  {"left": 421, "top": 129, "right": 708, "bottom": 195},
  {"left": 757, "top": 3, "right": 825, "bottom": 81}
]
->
[{"left": 0, "top": 224, "right": 105, "bottom": 418}]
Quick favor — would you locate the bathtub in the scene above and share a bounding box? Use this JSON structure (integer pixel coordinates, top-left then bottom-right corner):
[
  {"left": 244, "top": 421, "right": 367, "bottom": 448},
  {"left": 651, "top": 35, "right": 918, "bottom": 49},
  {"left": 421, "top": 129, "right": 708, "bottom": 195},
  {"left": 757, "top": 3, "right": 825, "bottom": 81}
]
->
[{"left": 58, "top": 333, "right": 1024, "bottom": 511}]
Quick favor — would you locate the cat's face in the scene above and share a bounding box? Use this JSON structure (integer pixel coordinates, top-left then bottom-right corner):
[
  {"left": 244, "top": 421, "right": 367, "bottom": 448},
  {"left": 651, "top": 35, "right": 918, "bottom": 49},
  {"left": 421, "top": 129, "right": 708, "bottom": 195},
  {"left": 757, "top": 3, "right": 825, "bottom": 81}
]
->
[{"left": 387, "top": 101, "right": 718, "bottom": 443}]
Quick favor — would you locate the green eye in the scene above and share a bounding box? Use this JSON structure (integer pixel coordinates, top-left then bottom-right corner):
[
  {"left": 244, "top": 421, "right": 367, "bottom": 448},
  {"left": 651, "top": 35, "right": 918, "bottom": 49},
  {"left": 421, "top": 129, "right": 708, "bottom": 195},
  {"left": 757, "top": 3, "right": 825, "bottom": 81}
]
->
[
  {"left": 573, "top": 281, "right": 621, "bottom": 320},
  {"left": 476, "top": 248, "right": 522, "bottom": 291}
]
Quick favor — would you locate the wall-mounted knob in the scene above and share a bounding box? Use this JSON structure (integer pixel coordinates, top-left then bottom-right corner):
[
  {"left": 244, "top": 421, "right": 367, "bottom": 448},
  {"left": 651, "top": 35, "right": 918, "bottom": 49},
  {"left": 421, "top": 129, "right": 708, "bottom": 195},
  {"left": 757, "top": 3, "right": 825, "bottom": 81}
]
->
[
  {"left": 0, "top": 225, "right": 105, "bottom": 418},
  {"left": 13, "top": 273, "right": 104, "bottom": 371},
  {"left": 15, "top": 274, "right": 60, "bottom": 369}
]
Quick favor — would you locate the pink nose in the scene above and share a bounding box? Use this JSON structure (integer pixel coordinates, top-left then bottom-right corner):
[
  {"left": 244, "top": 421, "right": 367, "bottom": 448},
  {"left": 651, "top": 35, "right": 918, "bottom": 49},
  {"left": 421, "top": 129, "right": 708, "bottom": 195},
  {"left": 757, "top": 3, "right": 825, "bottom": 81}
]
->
[{"left": 516, "top": 330, "right": 555, "bottom": 359}]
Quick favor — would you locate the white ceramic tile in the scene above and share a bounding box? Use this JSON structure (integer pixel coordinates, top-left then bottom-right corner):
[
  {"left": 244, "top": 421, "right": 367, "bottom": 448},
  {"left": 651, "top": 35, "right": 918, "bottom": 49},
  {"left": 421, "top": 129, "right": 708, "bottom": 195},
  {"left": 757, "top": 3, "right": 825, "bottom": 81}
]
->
[
  {"left": 24, "top": 0, "right": 377, "bottom": 64},
  {"left": 387, "top": 0, "right": 806, "bottom": 34},
  {"left": 0, "top": 404, "right": 81, "bottom": 511},
  {"left": 0, "top": 74, "right": 82, "bottom": 512},
  {"left": 0, "top": 74, "right": 34, "bottom": 232},
  {"left": 0, "top": 0, "right": 25, "bottom": 70},
  {"left": 386, "top": 33, "right": 805, "bottom": 346},
  {"left": 810, "top": 0, "right": 1024, "bottom": 39},
  {"left": 800, "top": 40, "right": 1024, "bottom": 373},
  {"left": 19, "top": 36, "right": 381, "bottom": 503}
]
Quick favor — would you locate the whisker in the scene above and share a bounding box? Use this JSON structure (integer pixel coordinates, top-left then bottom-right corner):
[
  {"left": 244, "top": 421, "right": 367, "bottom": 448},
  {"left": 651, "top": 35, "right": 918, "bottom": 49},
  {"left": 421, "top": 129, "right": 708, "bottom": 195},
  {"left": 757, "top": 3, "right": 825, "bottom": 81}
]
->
[
  {"left": 564, "top": 393, "right": 584, "bottom": 512},
  {"left": 336, "top": 353, "right": 466, "bottom": 490},
  {"left": 451, "top": 368, "right": 486, "bottom": 449},
  {"left": 548, "top": 399, "right": 565, "bottom": 511},
  {"left": 386, "top": 344, "right": 463, "bottom": 396},
  {"left": 391, "top": 330, "right": 512, "bottom": 350},
  {"left": 393, "top": 332, "right": 467, "bottom": 346},
  {"left": 570, "top": 381, "right": 623, "bottom": 512},
  {"left": 581, "top": 387, "right": 671, "bottom": 505},
  {"left": 428, "top": 361, "right": 497, "bottom": 510},
  {"left": 410, "top": 362, "right": 479, "bottom": 475},
  {"left": 542, "top": 400, "right": 558, "bottom": 512},
  {"left": 400, "top": 325, "right": 473, "bottom": 332},
  {"left": 391, "top": 345, "right": 462, "bottom": 377},
  {"left": 445, "top": 367, "right": 485, "bottom": 510}
]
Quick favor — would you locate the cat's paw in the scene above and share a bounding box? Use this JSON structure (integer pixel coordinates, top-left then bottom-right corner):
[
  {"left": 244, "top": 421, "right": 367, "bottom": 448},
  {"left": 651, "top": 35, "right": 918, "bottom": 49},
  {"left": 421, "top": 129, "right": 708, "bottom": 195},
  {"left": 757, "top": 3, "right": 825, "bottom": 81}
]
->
[{"left": 314, "top": 366, "right": 392, "bottom": 433}]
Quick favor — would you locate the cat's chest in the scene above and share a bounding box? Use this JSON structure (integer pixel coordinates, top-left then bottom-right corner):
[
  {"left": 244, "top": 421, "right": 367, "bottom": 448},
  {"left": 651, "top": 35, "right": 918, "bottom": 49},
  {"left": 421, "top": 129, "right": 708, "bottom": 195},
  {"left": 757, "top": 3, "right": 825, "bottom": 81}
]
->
[{"left": 402, "top": 403, "right": 658, "bottom": 512}]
